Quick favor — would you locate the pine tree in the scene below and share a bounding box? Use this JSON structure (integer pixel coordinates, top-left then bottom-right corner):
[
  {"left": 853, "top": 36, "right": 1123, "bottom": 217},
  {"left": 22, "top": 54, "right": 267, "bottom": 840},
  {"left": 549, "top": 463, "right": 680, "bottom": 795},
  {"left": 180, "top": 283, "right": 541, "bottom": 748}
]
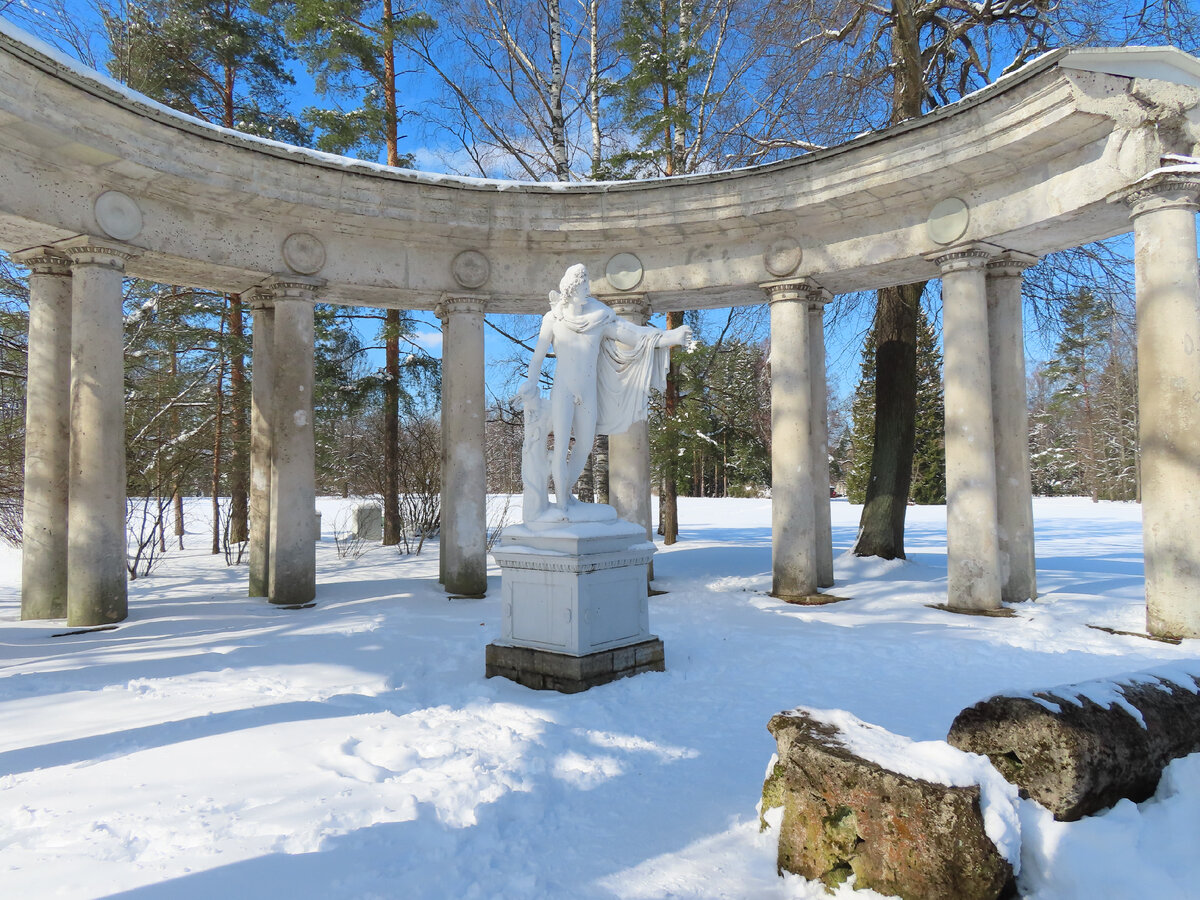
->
[{"left": 277, "top": 0, "right": 434, "bottom": 545}]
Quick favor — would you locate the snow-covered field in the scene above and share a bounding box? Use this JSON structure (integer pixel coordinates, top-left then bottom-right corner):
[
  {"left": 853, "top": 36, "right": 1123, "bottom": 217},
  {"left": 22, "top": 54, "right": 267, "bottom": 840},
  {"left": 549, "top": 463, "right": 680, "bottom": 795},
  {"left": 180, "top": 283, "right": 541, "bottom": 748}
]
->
[{"left": 0, "top": 497, "right": 1196, "bottom": 899}]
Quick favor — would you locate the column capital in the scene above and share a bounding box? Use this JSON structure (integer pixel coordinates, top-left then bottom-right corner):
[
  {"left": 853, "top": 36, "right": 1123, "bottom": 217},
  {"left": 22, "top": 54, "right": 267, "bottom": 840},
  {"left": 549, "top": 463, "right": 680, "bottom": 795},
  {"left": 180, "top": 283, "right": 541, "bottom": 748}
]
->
[
  {"left": 986, "top": 250, "right": 1039, "bottom": 278},
  {"left": 10, "top": 246, "right": 71, "bottom": 275},
  {"left": 435, "top": 296, "right": 487, "bottom": 322},
  {"left": 259, "top": 274, "right": 324, "bottom": 303},
  {"left": 600, "top": 294, "right": 651, "bottom": 323},
  {"left": 1116, "top": 172, "right": 1200, "bottom": 218},
  {"left": 760, "top": 277, "right": 830, "bottom": 306},
  {"left": 55, "top": 235, "right": 140, "bottom": 270},
  {"left": 925, "top": 242, "right": 995, "bottom": 273}
]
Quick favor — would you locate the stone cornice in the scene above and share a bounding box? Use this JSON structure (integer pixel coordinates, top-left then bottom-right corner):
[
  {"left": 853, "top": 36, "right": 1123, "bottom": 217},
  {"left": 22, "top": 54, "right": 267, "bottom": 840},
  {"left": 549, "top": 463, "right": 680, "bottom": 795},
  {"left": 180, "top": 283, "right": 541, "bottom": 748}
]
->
[{"left": 760, "top": 278, "right": 831, "bottom": 305}]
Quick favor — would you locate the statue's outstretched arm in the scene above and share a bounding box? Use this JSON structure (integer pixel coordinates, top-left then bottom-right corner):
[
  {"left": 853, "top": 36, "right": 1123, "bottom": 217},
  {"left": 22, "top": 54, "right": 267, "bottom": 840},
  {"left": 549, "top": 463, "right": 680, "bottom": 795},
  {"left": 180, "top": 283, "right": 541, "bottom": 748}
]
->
[{"left": 607, "top": 316, "right": 692, "bottom": 347}]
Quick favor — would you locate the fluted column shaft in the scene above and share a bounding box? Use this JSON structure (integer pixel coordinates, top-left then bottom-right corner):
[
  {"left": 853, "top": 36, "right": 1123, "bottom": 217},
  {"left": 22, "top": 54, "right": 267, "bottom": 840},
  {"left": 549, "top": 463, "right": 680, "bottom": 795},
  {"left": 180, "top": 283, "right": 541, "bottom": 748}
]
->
[
  {"left": 764, "top": 279, "right": 823, "bottom": 600},
  {"left": 808, "top": 299, "right": 835, "bottom": 588},
  {"left": 933, "top": 246, "right": 1003, "bottom": 612},
  {"left": 986, "top": 254, "right": 1038, "bottom": 603},
  {"left": 60, "top": 237, "right": 137, "bottom": 625},
  {"left": 13, "top": 249, "right": 72, "bottom": 619},
  {"left": 1123, "top": 176, "right": 1200, "bottom": 638},
  {"left": 248, "top": 295, "right": 274, "bottom": 598},
  {"left": 439, "top": 298, "right": 488, "bottom": 596},
  {"left": 264, "top": 276, "right": 319, "bottom": 606}
]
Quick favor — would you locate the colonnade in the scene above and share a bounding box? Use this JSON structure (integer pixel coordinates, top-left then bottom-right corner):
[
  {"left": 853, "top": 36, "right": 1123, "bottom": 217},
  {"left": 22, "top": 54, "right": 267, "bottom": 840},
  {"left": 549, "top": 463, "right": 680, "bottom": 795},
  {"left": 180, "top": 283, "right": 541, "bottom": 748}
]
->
[{"left": 14, "top": 174, "right": 1200, "bottom": 640}]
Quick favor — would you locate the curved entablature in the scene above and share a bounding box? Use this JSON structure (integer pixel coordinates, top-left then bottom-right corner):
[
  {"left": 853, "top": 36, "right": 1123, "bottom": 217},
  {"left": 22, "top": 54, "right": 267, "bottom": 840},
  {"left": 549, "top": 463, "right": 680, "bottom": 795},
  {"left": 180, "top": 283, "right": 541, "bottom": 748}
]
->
[{"left": 2, "top": 21, "right": 1200, "bottom": 312}]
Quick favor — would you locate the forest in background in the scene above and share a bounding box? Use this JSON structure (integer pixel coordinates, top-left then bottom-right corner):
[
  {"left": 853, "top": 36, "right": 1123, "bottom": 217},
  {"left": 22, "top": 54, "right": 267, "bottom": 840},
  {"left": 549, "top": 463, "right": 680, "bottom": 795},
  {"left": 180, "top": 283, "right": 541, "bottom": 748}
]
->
[{"left": 0, "top": 0, "right": 1188, "bottom": 566}]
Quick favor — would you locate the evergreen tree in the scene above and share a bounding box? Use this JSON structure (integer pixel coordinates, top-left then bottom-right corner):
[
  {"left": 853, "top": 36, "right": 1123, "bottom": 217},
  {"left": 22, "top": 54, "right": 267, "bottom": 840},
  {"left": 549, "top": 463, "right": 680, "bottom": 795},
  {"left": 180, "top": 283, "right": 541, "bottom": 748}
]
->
[{"left": 275, "top": 0, "right": 434, "bottom": 546}]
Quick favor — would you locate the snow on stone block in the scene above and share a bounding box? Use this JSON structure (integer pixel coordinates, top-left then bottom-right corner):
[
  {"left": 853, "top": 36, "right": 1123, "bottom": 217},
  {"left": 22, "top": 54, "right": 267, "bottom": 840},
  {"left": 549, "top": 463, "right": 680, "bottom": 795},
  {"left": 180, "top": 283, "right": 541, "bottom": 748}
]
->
[
  {"left": 762, "top": 707, "right": 1017, "bottom": 900},
  {"left": 948, "top": 663, "right": 1200, "bottom": 821}
]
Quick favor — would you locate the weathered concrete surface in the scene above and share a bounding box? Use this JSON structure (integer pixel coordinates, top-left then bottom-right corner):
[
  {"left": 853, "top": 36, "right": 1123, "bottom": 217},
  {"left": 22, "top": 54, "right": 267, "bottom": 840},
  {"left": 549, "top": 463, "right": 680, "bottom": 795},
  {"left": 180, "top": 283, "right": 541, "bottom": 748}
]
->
[
  {"left": 13, "top": 248, "right": 71, "bottom": 619},
  {"left": 1123, "top": 175, "right": 1200, "bottom": 639},
  {"left": 764, "top": 711, "right": 1014, "bottom": 899},
  {"left": 949, "top": 667, "right": 1200, "bottom": 821},
  {"left": 62, "top": 238, "right": 133, "bottom": 626},
  {"left": 248, "top": 297, "right": 273, "bottom": 598}
]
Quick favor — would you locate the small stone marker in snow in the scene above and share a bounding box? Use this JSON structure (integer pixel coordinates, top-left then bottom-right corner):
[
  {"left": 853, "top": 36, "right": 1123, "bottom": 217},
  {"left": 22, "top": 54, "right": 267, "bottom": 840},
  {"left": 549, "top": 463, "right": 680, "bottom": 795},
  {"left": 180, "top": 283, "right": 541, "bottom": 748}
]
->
[
  {"left": 762, "top": 708, "right": 1017, "bottom": 900},
  {"left": 351, "top": 504, "right": 382, "bottom": 541},
  {"left": 948, "top": 664, "right": 1200, "bottom": 821}
]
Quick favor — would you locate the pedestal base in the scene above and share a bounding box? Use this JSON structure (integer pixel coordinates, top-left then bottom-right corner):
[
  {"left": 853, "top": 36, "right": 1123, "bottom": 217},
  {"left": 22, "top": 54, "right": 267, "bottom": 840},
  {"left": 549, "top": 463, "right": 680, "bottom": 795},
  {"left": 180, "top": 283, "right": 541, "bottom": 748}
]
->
[{"left": 485, "top": 638, "right": 665, "bottom": 693}]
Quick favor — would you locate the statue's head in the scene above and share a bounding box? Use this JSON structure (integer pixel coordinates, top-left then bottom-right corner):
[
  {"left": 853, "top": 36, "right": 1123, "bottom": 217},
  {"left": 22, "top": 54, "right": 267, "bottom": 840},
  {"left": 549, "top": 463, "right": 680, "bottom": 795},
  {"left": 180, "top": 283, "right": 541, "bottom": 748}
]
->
[{"left": 558, "top": 264, "right": 589, "bottom": 303}]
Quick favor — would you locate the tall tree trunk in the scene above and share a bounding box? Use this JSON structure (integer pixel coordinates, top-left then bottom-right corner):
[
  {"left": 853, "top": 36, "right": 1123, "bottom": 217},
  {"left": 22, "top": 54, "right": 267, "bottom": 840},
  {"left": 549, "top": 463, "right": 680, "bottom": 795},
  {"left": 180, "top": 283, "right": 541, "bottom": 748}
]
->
[
  {"left": 228, "top": 293, "right": 248, "bottom": 542},
  {"left": 661, "top": 310, "right": 684, "bottom": 544},
  {"left": 854, "top": 0, "right": 927, "bottom": 558},
  {"left": 587, "top": 0, "right": 602, "bottom": 178},
  {"left": 211, "top": 305, "right": 228, "bottom": 555},
  {"left": 547, "top": 0, "right": 569, "bottom": 179},
  {"left": 169, "top": 331, "right": 184, "bottom": 549},
  {"left": 854, "top": 282, "right": 923, "bottom": 559},
  {"left": 382, "top": 11, "right": 404, "bottom": 545},
  {"left": 383, "top": 309, "right": 402, "bottom": 545}
]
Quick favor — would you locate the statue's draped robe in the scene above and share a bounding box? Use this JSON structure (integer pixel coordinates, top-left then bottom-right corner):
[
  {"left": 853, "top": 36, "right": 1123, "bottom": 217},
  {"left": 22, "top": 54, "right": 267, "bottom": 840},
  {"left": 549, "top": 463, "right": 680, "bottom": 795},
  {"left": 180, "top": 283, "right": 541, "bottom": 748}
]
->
[{"left": 550, "top": 301, "right": 671, "bottom": 436}]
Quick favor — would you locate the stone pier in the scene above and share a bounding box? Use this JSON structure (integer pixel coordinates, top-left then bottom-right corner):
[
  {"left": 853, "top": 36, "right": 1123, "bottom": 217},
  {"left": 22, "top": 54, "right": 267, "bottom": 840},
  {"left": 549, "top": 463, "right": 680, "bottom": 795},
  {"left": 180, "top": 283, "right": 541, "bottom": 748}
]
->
[
  {"left": 933, "top": 246, "right": 1003, "bottom": 614},
  {"left": 1123, "top": 175, "right": 1200, "bottom": 639},
  {"left": 439, "top": 298, "right": 488, "bottom": 597},
  {"left": 61, "top": 237, "right": 137, "bottom": 626},
  {"left": 13, "top": 248, "right": 72, "bottom": 620},
  {"left": 248, "top": 294, "right": 274, "bottom": 598},
  {"left": 264, "top": 276, "right": 319, "bottom": 606}
]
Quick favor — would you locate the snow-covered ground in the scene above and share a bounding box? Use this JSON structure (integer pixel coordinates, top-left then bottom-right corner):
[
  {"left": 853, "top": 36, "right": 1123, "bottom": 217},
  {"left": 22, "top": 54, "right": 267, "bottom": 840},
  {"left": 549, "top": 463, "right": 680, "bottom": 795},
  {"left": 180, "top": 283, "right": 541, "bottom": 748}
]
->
[{"left": 0, "top": 497, "right": 1196, "bottom": 899}]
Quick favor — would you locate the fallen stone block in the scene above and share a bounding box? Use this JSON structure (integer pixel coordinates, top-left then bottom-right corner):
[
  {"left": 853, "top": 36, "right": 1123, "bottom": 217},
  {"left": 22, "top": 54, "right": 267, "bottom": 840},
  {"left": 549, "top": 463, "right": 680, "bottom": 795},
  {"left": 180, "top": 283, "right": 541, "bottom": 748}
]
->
[
  {"left": 762, "top": 708, "right": 1018, "bottom": 900},
  {"left": 948, "top": 663, "right": 1200, "bottom": 821}
]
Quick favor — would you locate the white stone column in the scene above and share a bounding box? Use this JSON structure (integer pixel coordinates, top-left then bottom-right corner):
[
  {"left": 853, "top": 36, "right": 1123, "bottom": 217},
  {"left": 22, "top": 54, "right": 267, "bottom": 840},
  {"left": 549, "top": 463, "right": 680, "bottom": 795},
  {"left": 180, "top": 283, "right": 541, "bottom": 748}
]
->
[
  {"left": 264, "top": 276, "right": 320, "bottom": 606},
  {"left": 13, "top": 248, "right": 72, "bottom": 620},
  {"left": 1122, "top": 176, "right": 1200, "bottom": 638},
  {"left": 60, "top": 237, "right": 137, "bottom": 626},
  {"left": 986, "top": 253, "right": 1038, "bottom": 603},
  {"left": 438, "top": 298, "right": 487, "bottom": 596},
  {"left": 606, "top": 296, "right": 654, "bottom": 539},
  {"left": 930, "top": 245, "right": 1003, "bottom": 613},
  {"left": 764, "top": 279, "right": 820, "bottom": 600},
  {"left": 248, "top": 293, "right": 274, "bottom": 598},
  {"left": 808, "top": 295, "right": 835, "bottom": 588}
]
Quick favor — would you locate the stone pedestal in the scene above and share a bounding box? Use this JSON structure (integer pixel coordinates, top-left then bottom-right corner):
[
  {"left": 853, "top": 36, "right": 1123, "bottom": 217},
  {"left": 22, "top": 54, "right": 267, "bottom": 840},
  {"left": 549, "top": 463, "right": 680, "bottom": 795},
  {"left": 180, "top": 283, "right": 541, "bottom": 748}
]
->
[{"left": 486, "top": 514, "right": 663, "bottom": 692}]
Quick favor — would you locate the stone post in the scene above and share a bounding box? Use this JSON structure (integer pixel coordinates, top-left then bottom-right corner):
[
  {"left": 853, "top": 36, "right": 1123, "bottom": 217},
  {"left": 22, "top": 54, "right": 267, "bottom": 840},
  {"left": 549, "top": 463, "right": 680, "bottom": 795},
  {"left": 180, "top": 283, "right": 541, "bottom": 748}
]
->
[
  {"left": 13, "top": 248, "right": 72, "bottom": 619},
  {"left": 60, "top": 237, "right": 138, "bottom": 626},
  {"left": 263, "top": 276, "right": 320, "bottom": 606},
  {"left": 438, "top": 298, "right": 488, "bottom": 596},
  {"left": 248, "top": 293, "right": 274, "bottom": 598},
  {"left": 929, "top": 245, "right": 1003, "bottom": 613},
  {"left": 808, "top": 295, "right": 835, "bottom": 588},
  {"left": 763, "top": 279, "right": 820, "bottom": 600},
  {"left": 986, "top": 253, "right": 1038, "bottom": 603},
  {"left": 1121, "top": 176, "right": 1200, "bottom": 638}
]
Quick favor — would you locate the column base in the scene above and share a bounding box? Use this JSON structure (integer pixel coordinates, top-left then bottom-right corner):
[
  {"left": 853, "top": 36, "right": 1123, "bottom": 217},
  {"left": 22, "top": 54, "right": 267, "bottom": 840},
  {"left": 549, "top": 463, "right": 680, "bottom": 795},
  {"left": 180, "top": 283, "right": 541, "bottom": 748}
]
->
[
  {"left": 485, "top": 638, "right": 665, "bottom": 693},
  {"left": 926, "top": 602, "right": 1016, "bottom": 618},
  {"left": 773, "top": 591, "right": 849, "bottom": 606}
]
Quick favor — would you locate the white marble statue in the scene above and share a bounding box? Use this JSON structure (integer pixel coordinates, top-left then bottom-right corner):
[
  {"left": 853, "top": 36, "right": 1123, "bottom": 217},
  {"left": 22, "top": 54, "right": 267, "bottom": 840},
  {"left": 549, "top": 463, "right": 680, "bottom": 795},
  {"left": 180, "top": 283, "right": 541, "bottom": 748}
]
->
[{"left": 518, "top": 263, "right": 691, "bottom": 522}]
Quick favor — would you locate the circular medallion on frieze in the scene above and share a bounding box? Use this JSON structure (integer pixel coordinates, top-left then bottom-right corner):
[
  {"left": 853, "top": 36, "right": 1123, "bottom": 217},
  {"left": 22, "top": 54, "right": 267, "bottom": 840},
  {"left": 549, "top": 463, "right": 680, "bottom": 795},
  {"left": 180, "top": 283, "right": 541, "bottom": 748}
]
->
[
  {"left": 605, "top": 252, "right": 644, "bottom": 291},
  {"left": 94, "top": 190, "right": 143, "bottom": 241},
  {"left": 282, "top": 232, "right": 326, "bottom": 275},
  {"left": 763, "top": 238, "right": 803, "bottom": 277},
  {"left": 927, "top": 197, "right": 971, "bottom": 245},
  {"left": 452, "top": 249, "right": 491, "bottom": 288}
]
